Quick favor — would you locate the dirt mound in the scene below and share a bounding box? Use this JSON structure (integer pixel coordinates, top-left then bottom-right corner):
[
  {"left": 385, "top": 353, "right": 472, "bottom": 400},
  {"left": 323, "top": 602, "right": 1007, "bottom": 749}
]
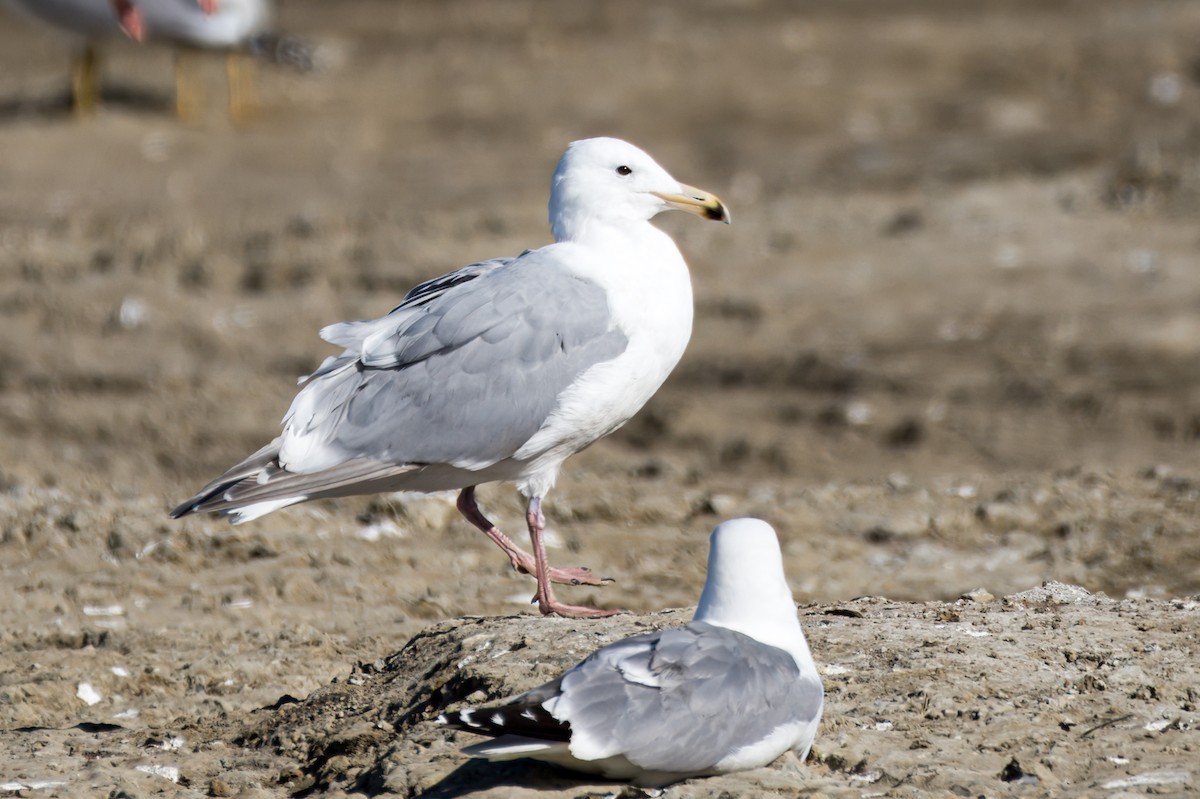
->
[
  {"left": 12, "top": 587, "right": 1195, "bottom": 797},
  {"left": 133, "top": 587, "right": 1200, "bottom": 797}
]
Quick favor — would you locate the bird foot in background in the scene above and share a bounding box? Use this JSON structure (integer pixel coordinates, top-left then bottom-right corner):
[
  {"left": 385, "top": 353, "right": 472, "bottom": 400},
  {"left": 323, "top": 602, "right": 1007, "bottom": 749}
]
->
[
  {"left": 456, "top": 488, "right": 613, "bottom": 588},
  {"left": 534, "top": 596, "right": 624, "bottom": 618},
  {"left": 514, "top": 559, "right": 611, "bottom": 587},
  {"left": 522, "top": 495, "right": 619, "bottom": 617}
]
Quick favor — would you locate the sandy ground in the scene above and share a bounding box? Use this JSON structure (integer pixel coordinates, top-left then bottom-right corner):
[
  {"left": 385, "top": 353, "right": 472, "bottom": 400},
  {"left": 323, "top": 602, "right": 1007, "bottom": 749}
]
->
[{"left": 1, "top": 0, "right": 1199, "bottom": 796}]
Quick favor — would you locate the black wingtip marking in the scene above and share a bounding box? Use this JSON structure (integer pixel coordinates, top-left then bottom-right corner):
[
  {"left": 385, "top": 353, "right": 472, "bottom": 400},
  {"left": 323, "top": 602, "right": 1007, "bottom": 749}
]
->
[
  {"left": 439, "top": 704, "right": 571, "bottom": 742},
  {"left": 167, "top": 502, "right": 194, "bottom": 520}
]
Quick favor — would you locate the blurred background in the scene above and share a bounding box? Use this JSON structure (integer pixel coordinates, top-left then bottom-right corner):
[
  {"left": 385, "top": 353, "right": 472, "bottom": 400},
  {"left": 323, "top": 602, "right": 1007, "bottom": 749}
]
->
[{"left": 2, "top": 0, "right": 1200, "bottom": 648}]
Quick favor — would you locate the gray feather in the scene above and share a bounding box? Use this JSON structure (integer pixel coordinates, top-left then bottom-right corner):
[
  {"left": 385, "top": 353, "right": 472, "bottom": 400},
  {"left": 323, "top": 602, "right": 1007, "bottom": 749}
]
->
[
  {"left": 565, "top": 623, "right": 815, "bottom": 771},
  {"left": 172, "top": 247, "right": 628, "bottom": 517},
  {"left": 169, "top": 439, "right": 282, "bottom": 517},
  {"left": 286, "top": 248, "right": 628, "bottom": 470},
  {"left": 396, "top": 256, "right": 518, "bottom": 309},
  {"left": 455, "top": 622, "right": 822, "bottom": 774}
]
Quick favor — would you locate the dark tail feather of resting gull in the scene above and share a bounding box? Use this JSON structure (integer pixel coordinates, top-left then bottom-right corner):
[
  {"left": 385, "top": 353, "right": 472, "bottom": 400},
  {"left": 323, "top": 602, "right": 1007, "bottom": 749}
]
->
[
  {"left": 439, "top": 518, "right": 825, "bottom": 787},
  {"left": 170, "top": 137, "right": 730, "bottom": 618}
]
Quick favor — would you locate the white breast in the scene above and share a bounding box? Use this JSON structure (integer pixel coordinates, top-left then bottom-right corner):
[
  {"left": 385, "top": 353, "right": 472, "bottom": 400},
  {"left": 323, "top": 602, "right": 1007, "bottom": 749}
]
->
[{"left": 513, "top": 227, "right": 694, "bottom": 497}]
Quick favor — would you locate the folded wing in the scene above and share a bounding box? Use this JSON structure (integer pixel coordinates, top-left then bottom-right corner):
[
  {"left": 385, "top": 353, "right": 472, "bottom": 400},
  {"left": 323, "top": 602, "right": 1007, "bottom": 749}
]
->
[
  {"left": 442, "top": 622, "right": 823, "bottom": 775},
  {"left": 172, "top": 248, "right": 628, "bottom": 517}
]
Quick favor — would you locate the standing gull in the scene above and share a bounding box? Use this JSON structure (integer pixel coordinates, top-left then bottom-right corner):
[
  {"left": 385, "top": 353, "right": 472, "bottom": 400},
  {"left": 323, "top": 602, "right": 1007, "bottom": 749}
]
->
[
  {"left": 171, "top": 137, "right": 730, "bottom": 618},
  {"left": 439, "top": 518, "right": 825, "bottom": 787}
]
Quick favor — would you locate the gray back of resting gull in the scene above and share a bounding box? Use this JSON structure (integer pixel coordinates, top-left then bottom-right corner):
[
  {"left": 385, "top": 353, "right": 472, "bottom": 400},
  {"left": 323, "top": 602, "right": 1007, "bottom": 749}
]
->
[
  {"left": 171, "top": 137, "right": 730, "bottom": 618},
  {"left": 439, "top": 518, "right": 825, "bottom": 787}
]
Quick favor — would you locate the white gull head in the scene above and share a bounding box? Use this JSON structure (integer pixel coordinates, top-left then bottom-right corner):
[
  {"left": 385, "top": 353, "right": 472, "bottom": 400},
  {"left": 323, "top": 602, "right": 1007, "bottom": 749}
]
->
[
  {"left": 549, "top": 137, "right": 729, "bottom": 243},
  {"left": 693, "top": 517, "right": 815, "bottom": 669}
]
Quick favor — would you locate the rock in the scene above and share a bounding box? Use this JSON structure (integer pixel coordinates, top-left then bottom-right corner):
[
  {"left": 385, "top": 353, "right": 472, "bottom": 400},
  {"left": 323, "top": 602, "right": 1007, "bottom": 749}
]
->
[
  {"left": 1008, "top": 581, "right": 1106, "bottom": 606},
  {"left": 960, "top": 588, "right": 995, "bottom": 604}
]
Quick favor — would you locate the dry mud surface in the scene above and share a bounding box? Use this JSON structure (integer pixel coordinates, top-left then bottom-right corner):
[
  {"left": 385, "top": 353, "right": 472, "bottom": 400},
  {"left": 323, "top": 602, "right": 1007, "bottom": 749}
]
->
[{"left": 2, "top": 1, "right": 1200, "bottom": 796}]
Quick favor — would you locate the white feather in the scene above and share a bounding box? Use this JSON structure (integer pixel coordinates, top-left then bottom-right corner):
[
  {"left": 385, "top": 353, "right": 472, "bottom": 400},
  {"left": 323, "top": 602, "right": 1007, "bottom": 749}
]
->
[{"left": 225, "top": 496, "right": 304, "bottom": 524}]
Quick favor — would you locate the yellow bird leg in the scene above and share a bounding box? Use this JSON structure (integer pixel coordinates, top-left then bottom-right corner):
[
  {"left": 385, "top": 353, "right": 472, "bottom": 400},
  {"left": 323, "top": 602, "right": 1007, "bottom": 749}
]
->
[
  {"left": 226, "top": 50, "right": 258, "bottom": 125},
  {"left": 174, "top": 49, "right": 205, "bottom": 123},
  {"left": 70, "top": 45, "right": 101, "bottom": 117}
]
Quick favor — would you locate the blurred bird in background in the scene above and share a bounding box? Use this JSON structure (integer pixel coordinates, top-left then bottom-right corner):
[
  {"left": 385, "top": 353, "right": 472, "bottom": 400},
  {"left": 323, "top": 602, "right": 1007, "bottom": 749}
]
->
[{"left": 0, "top": 0, "right": 311, "bottom": 121}]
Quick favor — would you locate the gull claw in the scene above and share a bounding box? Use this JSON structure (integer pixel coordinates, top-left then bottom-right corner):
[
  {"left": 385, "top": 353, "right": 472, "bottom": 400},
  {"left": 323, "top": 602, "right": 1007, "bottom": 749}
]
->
[{"left": 533, "top": 597, "right": 625, "bottom": 618}]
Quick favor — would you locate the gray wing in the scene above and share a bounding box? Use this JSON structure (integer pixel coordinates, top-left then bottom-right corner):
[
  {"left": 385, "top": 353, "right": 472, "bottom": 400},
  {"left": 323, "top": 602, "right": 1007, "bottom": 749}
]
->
[
  {"left": 171, "top": 248, "right": 627, "bottom": 517},
  {"left": 307, "top": 257, "right": 514, "bottom": 365},
  {"left": 447, "top": 622, "right": 822, "bottom": 774},
  {"left": 552, "top": 622, "right": 820, "bottom": 772},
  {"left": 282, "top": 246, "right": 628, "bottom": 471},
  {"left": 393, "top": 255, "right": 523, "bottom": 310}
]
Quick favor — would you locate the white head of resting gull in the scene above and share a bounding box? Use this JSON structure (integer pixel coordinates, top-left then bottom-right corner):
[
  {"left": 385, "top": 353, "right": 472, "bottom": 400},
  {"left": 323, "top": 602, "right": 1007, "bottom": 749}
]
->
[
  {"left": 438, "top": 518, "right": 824, "bottom": 787},
  {"left": 171, "top": 137, "right": 730, "bottom": 618}
]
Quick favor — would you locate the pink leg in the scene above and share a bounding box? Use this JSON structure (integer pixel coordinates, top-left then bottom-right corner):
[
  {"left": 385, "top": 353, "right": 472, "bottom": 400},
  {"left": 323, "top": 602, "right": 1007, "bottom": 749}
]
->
[
  {"left": 110, "top": 0, "right": 145, "bottom": 41},
  {"left": 455, "top": 487, "right": 609, "bottom": 587},
  {"left": 526, "top": 497, "right": 620, "bottom": 618}
]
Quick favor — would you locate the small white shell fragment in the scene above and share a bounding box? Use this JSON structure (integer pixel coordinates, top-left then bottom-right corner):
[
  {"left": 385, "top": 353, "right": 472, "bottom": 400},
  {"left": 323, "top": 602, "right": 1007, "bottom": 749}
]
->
[
  {"left": 118, "top": 298, "right": 149, "bottom": 330},
  {"left": 357, "top": 519, "right": 408, "bottom": 541},
  {"left": 1101, "top": 770, "right": 1190, "bottom": 789},
  {"left": 846, "top": 400, "right": 873, "bottom": 425},
  {"left": 76, "top": 683, "right": 102, "bottom": 706},
  {"left": 135, "top": 764, "right": 180, "bottom": 783},
  {"left": 850, "top": 769, "right": 885, "bottom": 783},
  {"left": 0, "top": 782, "right": 66, "bottom": 791}
]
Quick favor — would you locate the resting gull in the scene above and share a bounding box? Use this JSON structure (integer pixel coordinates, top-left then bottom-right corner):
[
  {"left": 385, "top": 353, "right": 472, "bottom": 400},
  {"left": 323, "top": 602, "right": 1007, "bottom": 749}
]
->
[
  {"left": 171, "top": 137, "right": 730, "bottom": 618},
  {"left": 439, "top": 518, "right": 824, "bottom": 787}
]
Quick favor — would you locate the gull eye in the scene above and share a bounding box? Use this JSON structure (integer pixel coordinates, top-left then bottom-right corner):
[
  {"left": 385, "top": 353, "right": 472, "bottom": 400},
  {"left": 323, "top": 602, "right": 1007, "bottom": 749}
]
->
[{"left": 615, "top": 165, "right": 633, "bottom": 176}]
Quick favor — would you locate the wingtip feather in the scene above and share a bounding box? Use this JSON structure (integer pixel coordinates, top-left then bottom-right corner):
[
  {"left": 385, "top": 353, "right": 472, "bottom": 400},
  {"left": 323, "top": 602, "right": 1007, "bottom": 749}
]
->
[
  {"left": 167, "top": 503, "right": 194, "bottom": 520},
  {"left": 460, "top": 737, "right": 566, "bottom": 760}
]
